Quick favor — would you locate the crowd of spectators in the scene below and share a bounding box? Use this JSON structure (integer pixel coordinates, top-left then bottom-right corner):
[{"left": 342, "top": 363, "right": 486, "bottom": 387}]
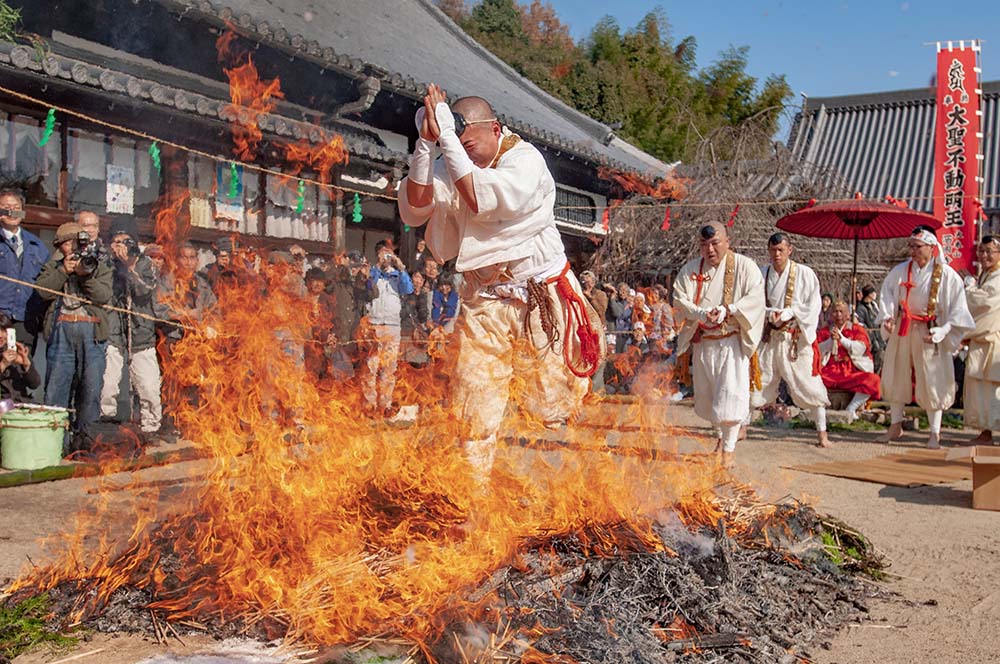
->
[
  {"left": 0, "top": 188, "right": 468, "bottom": 455},
  {"left": 0, "top": 184, "right": 904, "bottom": 455}
]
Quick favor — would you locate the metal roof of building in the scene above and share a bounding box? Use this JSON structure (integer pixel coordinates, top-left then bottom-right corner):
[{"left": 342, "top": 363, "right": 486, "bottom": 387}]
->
[
  {"left": 162, "top": 0, "right": 671, "bottom": 178},
  {"left": 788, "top": 80, "right": 1000, "bottom": 215}
]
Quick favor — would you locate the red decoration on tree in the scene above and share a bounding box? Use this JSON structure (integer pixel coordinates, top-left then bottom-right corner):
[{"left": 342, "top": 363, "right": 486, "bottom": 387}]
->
[
  {"left": 806, "top": 198, "right": 817, "bottom": 208},
  {"left": 601, "top": 207, "right": 610, "bottom": 233},
  {"left": 727, "top": 204, "right": 740, "bottom": 227},
  {"left": 660, "top": 206, "right": 671, "bottom": 231},
  {"left": 885, "top": 195, "right": 908, "bottom": 209}
]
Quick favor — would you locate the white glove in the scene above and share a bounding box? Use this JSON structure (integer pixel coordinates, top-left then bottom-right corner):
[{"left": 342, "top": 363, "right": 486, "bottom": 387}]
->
[
  {"left": 778, "top": 308, "right": 794, "bottom": 322},
  {"left": 964, "top": 275, "right": 977, "bottom": 289},
  {"left": 928, "top": 324, "right": 950, "bottom": 345},
  {"left": 434, "top": 102, "right": 475, "bottom": 183},
  {"left": 713, "top": 305, "right": 728, "bottom": 324}
]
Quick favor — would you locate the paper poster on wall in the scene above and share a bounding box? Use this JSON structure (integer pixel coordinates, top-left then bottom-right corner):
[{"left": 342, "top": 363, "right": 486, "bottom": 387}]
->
[{"left": 106, "top": 165, "right": 135, "bottom": 214}]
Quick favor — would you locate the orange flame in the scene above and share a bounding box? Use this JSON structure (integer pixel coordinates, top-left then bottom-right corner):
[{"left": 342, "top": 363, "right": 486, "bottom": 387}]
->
[{"left": 598, "top": 166, "right": 689, "bottom": 201}]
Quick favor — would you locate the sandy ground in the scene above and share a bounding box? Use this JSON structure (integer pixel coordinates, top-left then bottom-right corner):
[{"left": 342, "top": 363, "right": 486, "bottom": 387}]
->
[{"left": 3, "top": 400, "right": 1000, "bottom": 664}]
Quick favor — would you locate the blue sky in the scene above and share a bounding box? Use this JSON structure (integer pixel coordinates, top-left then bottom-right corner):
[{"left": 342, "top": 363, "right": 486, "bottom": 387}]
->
[{"left": 546, "top": 1, "right": 997, "bottom": 138}]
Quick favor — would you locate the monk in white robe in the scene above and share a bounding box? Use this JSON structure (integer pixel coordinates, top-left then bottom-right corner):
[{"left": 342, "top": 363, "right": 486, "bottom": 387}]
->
[
  {"left": 751, "top": 233, "right": 830, "bottom": 446},
  {"left": 963, "top": 235, "right": 1000, "bottom": 444},
  {"left": 878, "top": 226, "right": 975, "bottom": 448},
  {"left": 817, "top": 301, "right": 881, "bottom": 422},
  {"left": 673, "top": 222, "right": 765, "bottom": 466},
  {"left": 398, "top": 85, "right": 604, "bottom": 481}
]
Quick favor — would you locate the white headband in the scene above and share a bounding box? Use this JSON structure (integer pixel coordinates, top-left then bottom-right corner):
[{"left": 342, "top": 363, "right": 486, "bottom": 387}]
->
[
  {"left": 914, "top": 229, "right": 937, "bottom": 246},
  {"left": 912, "top": 229, "right": 944, "bottom": 260}
]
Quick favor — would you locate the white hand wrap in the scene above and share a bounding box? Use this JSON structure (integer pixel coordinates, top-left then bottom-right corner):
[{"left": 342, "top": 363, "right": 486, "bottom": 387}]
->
[
  {"left": 964, "top": 275, "right": 977, "bottom": 289},
  {"left": 713, "top": 306, "right": 728, "bottom": 324},
  {"left": 434, "top": 102, "right": 474, "bottom": 183},
  {"left": 408, "top": 137, "right": 436, "bottom": 186},
  {"left": 779, "top": 308, "right": 794, "bottom": 322}
]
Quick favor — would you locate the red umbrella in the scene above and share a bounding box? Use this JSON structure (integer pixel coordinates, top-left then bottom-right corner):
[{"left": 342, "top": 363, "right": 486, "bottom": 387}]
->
[{"left": 776, "top": 197, "right": 942, "bottom": 306}]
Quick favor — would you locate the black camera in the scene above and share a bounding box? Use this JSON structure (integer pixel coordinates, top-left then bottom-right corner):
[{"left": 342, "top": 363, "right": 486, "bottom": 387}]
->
[
  {"left": 72, "top": 231, "right": 99, "bottom": 274},
  {"left": 120, "top": 237, "right": 141, "bottom": 259}
]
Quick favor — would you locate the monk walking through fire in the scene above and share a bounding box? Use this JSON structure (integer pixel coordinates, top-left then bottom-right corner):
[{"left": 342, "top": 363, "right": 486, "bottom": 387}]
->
[
  {"left": 673, "top": 222, "right": 765, "bottom": 466},
  {"left": 962, "top": 235, "right": 1000, "bottom": 444},
  {"left": 878, "top": 225, "right": 974, "bottom": 448},
  {"left": 750, "top": 233, "right": 830, "bottom": 447},
  {"left": 398, "top": 84, "right": 604, "bottom": 483},
  {"left": 817, "top": 301, "right": 880, "bottom": 423}
]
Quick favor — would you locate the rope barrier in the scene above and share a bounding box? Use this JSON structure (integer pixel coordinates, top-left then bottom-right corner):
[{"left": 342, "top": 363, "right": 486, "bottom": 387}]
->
[
  {"left": 0, "top": 272, "right": 455, "bottom": 348},
  {"left": 3, "top": 83, "right": 995, "bottom": 216}
]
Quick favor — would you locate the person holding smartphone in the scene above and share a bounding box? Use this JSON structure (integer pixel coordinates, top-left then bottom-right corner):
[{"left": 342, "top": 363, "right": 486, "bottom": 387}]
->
[{"left": 0, "top": 313, "right": 40, "bottom": 401}]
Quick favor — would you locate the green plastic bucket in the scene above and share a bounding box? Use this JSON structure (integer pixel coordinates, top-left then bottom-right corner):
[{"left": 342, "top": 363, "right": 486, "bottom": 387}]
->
[{"left": 1, "top": 408, "right": 69, "bottom": 470}]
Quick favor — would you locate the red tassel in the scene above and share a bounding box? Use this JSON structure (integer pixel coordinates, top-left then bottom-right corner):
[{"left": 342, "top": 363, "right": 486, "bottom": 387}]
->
[
  {"left": 601, "top": 208, "right": 610, "bottom": 233},
  {"left": 660, "top": 206, "right": 671, "bottom": 231},
  {"left": 727, "top": 204, "right": 740, "bottom": 228}
]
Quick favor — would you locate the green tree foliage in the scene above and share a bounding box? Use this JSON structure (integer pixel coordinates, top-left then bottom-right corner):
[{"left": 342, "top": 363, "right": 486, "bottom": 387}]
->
[{"left": 436, "top": 2, "right": 791, "bottom": 162}]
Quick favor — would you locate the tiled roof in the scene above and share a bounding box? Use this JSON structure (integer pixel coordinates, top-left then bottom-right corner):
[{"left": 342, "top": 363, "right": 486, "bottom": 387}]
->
[
  {"left": 788, "top": 80, "right": 1000, "bottom": 214},
  {"left": 162, "top": 0, "right": 671, "bottom": 177},
  {"left": 0, "top": 41, "right": 406, "bottom": 166}
]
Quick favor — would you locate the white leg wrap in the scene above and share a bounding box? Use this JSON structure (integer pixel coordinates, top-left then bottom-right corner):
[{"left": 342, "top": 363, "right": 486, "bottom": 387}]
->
[
  {"left": 464, "top": 434, "right": 497, "bottom": 485},
  {"left": 927, "top": 410, "right": 943, "bottom": 434},
  {"left": 813, "top": 406, "right": 827, "bottom": 432},
  {"left": 847, "top": 392, "right": 870, "bottom": 414},
  {"left": 890, "top": 403, "right": 906, "bottom": 424},
  {"left": 720, "top": 423, "right": 740, "bottom": 453}
]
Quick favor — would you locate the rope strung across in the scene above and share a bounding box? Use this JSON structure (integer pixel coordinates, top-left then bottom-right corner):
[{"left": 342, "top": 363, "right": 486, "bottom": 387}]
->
[{"left": 0, "top": 83, "right": 984, "bottom": 215}]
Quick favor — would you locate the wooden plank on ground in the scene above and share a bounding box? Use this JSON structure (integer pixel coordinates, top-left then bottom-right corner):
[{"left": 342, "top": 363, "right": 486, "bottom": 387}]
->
[{"left": 784, "top": 449, "right": 972, "bottom": 487}]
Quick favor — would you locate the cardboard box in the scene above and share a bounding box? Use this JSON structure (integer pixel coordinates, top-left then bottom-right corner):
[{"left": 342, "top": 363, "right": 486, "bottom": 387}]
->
[{"left": 946, "top": 446, "right": 1000, "bottom": 511}]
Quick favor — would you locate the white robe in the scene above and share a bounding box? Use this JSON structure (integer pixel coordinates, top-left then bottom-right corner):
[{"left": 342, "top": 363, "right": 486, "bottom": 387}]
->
[
  {"left": 674, "top": 252, "right": 765, "bottom": 427},
  {"left": 397, "top": 137, "right": 567, "bottom": 282},
  {"left": 878, "top": 258, "right": 975, "bottom": 411},
  {"left": 397, "top": 135, "right": 599, "bottom": 472},
  {"left": 751, "top": 261, "right": 829, "bottom": 410},
  {"left": 964, "top": 267, "right": 1000, "bottom": 431}
]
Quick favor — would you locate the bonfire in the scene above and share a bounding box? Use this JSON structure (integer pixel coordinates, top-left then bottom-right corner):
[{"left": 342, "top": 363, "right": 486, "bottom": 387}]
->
[{"left": 1, "top": 30, "right": 884, "bottom": 664}]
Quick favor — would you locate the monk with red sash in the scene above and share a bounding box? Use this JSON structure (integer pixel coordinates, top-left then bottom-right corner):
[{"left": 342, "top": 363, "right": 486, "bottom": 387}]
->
[
  {"left": 817, "top": 301, "right": 880, "bottom": 422},
  {"left": 877, "top": 225, "right": 974, "bottom": 448},
  {"left": 673, "top": 222, "right": 765, "bottom": 467},
  {"left": 398, "top": 85, "right": 605, "bottom": 483}
]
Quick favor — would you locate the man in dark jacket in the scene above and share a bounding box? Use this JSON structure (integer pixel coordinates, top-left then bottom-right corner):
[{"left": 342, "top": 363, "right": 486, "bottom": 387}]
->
[
  {"left": 329, "top": 250, "right": 373, "bottom": 364},
  {"left": 36, "top": 222, "right": 113, "bottom": 444},
  {"left": 0, "top": 189, "right": 49, "bottom": 392},
  {"left": 99, "top": 220, "right": 162, "bottom": 434}
]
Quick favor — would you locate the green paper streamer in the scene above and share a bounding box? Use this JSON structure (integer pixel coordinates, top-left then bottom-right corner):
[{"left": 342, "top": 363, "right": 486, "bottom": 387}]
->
[
  {"left": 38, "top": 109, "right": 56, "bottom": 147},
  {"left": 229, "top": 163, "right": 240, "bottom": 199},
  {"left": 404, "top": 225, "right": 411, "bottom": 232},
  {"left": 295, "top": 179, "right": 306, "bottom": 214},
  {"left": 148, "top": 142, "right": 162, "bottom": 175},
  {"left": 352, "top": 192, "right": 363, "bottom": 223}
]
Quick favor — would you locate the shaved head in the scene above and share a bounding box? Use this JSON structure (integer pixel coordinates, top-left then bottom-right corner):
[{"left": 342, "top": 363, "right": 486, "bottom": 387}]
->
[{"left": 453, "top": 96, "right": 495, "bottom": 122}]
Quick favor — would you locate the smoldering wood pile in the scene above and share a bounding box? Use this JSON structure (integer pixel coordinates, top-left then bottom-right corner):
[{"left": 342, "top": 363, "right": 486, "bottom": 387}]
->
[{"left": 12, "top": 492, "right": 887, "bottom": 664}]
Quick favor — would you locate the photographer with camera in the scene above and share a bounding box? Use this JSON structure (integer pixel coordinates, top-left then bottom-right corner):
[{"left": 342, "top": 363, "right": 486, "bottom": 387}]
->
[
  {"left": 36, "top": 222, "right": 114, "bottom": 449},
  {"left": 0, "top": 189, "right": 49, "bottom": 397},
  {"left": 99, "top": 221, "right": 163, "bottom": 438}
]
